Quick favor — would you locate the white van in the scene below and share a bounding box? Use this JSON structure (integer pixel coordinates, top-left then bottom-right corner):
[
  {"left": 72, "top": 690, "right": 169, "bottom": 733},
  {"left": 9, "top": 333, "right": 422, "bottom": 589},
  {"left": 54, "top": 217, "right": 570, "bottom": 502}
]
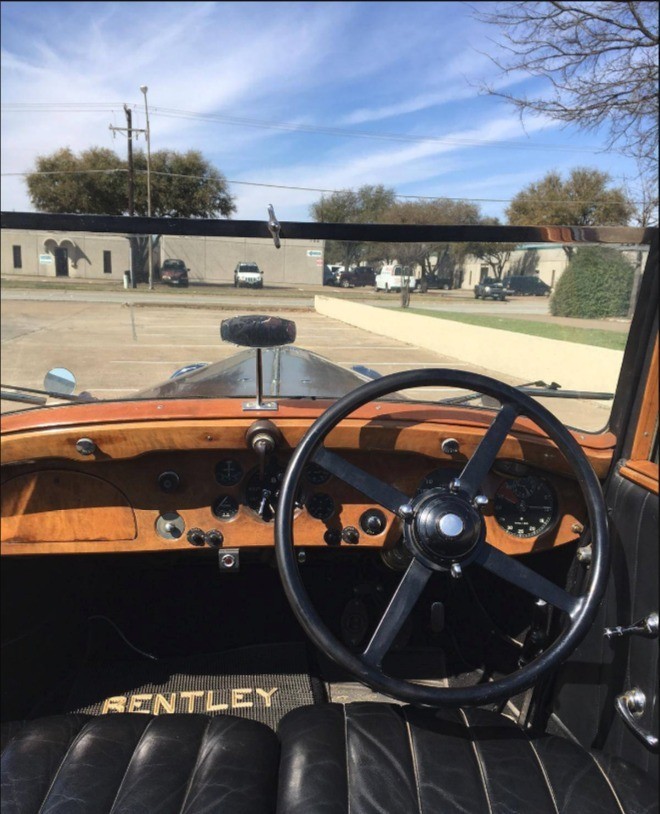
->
[{"left": 374, "top": 264, "right": 417, "bottom": 292}]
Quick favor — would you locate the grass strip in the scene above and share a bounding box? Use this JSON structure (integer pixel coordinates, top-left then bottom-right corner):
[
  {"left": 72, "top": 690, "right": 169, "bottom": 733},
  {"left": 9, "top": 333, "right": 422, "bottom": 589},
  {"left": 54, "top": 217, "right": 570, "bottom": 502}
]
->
[{"left": 398, "top": 308, "right": 627, "bottom": 351}]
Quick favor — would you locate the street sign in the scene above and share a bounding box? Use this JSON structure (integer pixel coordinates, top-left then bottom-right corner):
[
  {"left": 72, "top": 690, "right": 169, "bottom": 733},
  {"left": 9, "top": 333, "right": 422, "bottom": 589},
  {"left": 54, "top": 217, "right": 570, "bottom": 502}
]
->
[
  {"left": 39, "top": 254, "right": 53, "bottom": 264},
  {"left": 307, "top": 250, "right": 322, "bottom": 257}
]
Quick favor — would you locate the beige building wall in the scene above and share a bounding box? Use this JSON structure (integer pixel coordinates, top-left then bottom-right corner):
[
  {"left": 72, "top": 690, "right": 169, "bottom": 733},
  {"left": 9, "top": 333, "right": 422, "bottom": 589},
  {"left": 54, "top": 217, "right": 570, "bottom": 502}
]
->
[{"left": 1, "top": 229, "right": 325, "bottom": 285}]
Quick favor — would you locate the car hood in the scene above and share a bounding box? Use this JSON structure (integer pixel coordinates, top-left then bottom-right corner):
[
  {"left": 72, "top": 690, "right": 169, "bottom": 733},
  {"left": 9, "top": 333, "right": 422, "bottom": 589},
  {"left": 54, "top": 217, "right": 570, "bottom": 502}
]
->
[{"left": 133, "top": 345, "right": 403, "bottom": 400}]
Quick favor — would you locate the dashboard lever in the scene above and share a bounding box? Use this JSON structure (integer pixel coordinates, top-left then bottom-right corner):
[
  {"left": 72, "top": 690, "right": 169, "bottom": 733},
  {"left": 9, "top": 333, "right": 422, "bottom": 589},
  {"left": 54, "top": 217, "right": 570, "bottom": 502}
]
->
[{"left": 605, "top": 612, "right": 658, "bottom": 640}]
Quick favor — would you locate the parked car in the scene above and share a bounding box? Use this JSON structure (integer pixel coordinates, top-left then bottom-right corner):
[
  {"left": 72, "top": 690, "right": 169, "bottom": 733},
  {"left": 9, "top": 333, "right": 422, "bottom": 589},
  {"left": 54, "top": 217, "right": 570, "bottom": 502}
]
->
[
  {"left": 160, "top": 258, "right": 189, "bottom": 287},
  {"left": 504, "top": 275, "right": 552, "bottom": 296},
  {"left": 330, "top": 266, "right": 376, "bottom": 288},
  {"left": 374, "top": 264, "right": 418, "bottom": 292},
  {"left": 234, "top": 262, "right": 264, "bottom": 288},
  {"left": 474, "top": 277, "right": 511, "bottom": 300},
  {"left": 421, "top": 275, "right": 453, "bottom": 291}
]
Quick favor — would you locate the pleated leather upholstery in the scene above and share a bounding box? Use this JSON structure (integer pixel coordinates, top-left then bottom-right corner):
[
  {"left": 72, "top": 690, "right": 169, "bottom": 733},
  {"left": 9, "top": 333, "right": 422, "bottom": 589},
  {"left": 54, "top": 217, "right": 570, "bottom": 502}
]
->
[
  {"left": 277, "top": 703, "right": 658, "bottom": 814},
  {"left": 1, "top": 713, "right": 279, "bottom": 814}
]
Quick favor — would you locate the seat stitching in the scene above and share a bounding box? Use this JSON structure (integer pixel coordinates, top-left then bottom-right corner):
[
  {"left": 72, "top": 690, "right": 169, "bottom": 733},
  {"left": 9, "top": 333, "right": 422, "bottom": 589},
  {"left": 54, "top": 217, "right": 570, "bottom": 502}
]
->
[
  {"left": 343, "top": 705, "right": 351, "bottom": 814},
  {"left": 403, "top": 708, "right": 424, "bottom": 814},
  {"left": 526, "top": 739, "right": 560, "bottom": 814},
  {"left": 108, "top": 717, "right": 156, "bottom": 814},
  {"left": 588, "top": 752, "right": 627, "bottom": 814},
  {"left": 458, "top": 709, "right": 494, "bottom": 814},
  {"left": 37, "top": 717, "right": 88, "bottom": 814},
  {"left": 178, "top": 717, "right": 213, "bottom": 814}
]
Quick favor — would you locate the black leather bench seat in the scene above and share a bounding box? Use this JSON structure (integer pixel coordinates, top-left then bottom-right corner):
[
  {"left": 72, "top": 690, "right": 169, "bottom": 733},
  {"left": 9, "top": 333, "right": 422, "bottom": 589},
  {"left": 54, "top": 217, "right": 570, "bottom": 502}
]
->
[
  {"left": 1, "top": 713, "right": 279, "bottom": 814},
  {"left": 277, "top": 704, "right": 657, "bottom": 814}
]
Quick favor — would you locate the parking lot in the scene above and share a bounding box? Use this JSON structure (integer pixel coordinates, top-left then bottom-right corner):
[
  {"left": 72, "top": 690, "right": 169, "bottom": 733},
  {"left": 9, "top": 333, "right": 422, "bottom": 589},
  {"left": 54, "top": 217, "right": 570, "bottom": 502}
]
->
[{"left": 1, "top": 294, "right": 613, "bottom": 429}]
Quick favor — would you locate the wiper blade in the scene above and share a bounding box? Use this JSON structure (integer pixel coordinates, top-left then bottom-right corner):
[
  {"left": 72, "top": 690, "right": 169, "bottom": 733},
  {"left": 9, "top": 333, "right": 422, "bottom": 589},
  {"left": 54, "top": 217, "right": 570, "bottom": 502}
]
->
[
  {"left": 0, "top": 383, "right": 95, "bottom": 404},
  {"left": 439, "top": 380, "right": 613, "bottom": 405}
]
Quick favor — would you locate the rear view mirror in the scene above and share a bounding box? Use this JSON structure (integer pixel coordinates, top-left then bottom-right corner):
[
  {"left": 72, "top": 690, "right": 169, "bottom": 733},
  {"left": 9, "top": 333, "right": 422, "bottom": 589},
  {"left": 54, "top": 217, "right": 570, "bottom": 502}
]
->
[{"left": 43, "top": 367, "right": 76, "bottom": 396}]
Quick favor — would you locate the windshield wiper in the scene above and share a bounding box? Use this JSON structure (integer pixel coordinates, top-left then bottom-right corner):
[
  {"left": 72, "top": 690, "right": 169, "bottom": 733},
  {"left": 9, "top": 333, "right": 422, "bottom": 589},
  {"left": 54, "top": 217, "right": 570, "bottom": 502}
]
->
[
  {"left": 439, "top": 380, "right": 614, "bottom": 405},
  {"left": 0, "top": 383, "right": 95, "bottom": 406}
]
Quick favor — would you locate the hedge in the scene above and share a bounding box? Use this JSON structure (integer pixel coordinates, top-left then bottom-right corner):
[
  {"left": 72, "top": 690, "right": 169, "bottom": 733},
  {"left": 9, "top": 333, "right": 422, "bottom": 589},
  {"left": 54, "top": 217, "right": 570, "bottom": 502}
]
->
[{"left": 550, "top": 246, "right": 633, "bottom": 319}]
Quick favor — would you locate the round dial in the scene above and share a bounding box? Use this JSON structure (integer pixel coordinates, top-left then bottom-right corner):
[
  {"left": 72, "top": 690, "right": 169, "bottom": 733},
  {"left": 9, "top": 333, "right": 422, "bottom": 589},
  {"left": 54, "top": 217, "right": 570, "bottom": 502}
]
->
[
  {"left": 212, "top": 494, "right": 239, "bottom": 521},
  {"left": 306, "top": 492, "right": 335, "bottom": 521},
  {"left": 305, "top": 462, "right": 330, "bottom": 485},
  {"left": 215, "top": 459, "right": 243, "bottom": 486},
  {"left": 494, "top": 477, "right": 556, "bottom": 538}
]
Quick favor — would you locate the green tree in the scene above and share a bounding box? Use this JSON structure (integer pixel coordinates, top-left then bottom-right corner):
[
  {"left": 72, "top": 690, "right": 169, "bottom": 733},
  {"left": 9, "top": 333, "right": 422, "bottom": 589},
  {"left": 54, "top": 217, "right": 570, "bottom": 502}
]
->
[
  {"left": 26, "top": 146, "right": 235, "bottom": 218},
  {"left": 310, "top": 185, "right": 396, "bottom": 271},
  {"left": 506, "top": 168, "right": 633, "bottom": 227},
  {"left": 550, "top": 246, "right": 634, "bottom": 318}
]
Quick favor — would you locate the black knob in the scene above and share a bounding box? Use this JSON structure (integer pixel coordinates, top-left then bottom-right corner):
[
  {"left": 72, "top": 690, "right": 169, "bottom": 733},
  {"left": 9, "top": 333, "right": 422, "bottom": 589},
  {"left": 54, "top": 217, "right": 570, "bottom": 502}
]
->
[
  {"left": 205, "top": 529, "right": 224, "bottom": 548},
  {"left": 360, "top": 509, "right": 386, "bottom": 536},
  {"left": 158, "top": 471, "right": 180, "bottom": 493},
  {"left": 341, "top": 526, "right": 360, "bottom": 545},
  {"left": 323, "top": 529, "right": 342, "bottom": 546},
  {"left": 186, "top": 528, "right": 206, "bottom": 547}
]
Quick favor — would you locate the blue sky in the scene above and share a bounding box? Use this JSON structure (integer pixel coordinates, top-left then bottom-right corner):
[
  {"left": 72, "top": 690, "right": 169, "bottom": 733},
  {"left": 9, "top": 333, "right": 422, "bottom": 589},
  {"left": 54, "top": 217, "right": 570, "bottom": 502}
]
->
[{"left": 0, "top": 1, "right": 644, "bottom": 221}]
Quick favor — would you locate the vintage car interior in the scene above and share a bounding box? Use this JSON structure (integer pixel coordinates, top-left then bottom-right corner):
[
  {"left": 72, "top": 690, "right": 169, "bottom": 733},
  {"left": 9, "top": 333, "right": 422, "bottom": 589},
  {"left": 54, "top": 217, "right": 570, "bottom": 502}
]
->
[{"left": 1, "top": 214, "right": 658, "bottom": 813}]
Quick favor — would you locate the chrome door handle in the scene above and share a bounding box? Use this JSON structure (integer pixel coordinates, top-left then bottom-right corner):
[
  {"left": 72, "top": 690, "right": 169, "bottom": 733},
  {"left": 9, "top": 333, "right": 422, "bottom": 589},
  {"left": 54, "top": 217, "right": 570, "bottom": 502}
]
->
[
  {"left": 615, "top": 689, "right": 659, "bottom": 752},
  {"left": 605, "top": 612, "right": 659, "bottom": 640}
]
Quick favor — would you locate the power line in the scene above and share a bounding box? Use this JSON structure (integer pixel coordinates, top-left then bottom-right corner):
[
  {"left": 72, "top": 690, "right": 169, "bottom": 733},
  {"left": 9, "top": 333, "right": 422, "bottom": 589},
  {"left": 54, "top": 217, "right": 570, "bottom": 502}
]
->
[
  {"left": 2, "top": 168, "right": 647, "bottom": 205},
  {"left": 1, "top": 101, "right": 607, "bottom": 154}
]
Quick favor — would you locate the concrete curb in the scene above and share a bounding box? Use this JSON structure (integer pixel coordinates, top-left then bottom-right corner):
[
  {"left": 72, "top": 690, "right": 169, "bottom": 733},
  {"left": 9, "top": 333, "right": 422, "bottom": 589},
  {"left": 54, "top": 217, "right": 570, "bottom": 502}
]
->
[{"left": 315, "top": 296, "right": 623, "bottom": 392}]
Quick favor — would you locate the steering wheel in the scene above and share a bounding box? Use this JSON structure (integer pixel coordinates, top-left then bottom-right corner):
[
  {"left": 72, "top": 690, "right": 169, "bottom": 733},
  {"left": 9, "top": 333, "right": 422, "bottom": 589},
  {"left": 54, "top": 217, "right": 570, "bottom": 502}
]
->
[{"left": 275, "top": 369, "right": 610, "bottom": 707}]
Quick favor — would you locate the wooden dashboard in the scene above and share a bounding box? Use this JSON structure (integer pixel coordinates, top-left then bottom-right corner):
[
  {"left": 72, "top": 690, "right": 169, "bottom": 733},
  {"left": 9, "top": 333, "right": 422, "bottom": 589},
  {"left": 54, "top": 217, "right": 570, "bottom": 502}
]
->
[{"left": 1, "top": 399, "right": 614, "bottom": 557}]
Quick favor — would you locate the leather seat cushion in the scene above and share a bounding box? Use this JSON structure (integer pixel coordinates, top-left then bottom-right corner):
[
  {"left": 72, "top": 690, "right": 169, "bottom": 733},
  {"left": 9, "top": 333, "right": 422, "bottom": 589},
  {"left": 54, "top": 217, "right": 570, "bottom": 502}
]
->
[
  {"left": 1, "top": 713, "right": 279, "bottom": 814},
  {"left": 277, "top": 703, "right": 657, "bottom": 814}
]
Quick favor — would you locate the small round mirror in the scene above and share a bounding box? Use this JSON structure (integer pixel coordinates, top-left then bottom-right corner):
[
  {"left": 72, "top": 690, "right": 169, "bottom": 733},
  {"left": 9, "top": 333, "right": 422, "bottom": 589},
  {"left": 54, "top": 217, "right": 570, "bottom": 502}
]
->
[{"left": 43, "top": 367, "right": 76, "bottom": 396}]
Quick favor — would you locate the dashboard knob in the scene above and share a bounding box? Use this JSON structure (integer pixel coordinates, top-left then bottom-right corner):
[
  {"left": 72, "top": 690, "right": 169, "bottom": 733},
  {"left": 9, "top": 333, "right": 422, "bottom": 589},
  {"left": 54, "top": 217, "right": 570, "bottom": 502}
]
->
[
  {"left": 360, "top": 509, "right": 386, "bottom": 536},
  {"left": 205, "top": 529, "right": 224, "bottom": 548},
  {"left": 341, "top": 526, "right": 360, "bottom": 545},
  {"left": 158, "top": 471, "right": 180, "bottom": 493},
  {"left": 186, "top": 528, "right": 206, "bottom": 547}
]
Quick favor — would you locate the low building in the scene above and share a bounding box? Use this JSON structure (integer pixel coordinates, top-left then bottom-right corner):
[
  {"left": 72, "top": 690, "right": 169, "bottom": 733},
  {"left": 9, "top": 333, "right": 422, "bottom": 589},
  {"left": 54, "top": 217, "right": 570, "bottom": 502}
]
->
[{"left": 1, "top": 229, "right": 325, "bottom": 286}]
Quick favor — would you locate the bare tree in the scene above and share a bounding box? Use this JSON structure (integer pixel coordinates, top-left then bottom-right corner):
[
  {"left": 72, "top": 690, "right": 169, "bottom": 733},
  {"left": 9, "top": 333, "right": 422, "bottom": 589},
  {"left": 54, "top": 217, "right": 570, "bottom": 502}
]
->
[{"left": 475, "top": 2, "right": 659, "bottom": 186}]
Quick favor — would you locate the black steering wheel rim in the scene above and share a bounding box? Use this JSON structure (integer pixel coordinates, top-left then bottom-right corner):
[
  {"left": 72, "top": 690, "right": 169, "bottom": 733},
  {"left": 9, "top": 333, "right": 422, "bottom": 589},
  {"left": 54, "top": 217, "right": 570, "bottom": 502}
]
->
[{"left": 275, "top": 368, "right": 610, "bottom": 707}]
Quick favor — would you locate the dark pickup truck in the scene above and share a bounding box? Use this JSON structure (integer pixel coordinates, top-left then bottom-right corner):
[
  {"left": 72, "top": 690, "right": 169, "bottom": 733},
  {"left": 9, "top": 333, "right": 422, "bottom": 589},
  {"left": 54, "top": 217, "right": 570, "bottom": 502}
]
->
[{"left": 474, "top": 277, "right": 512, "bottom": 301}]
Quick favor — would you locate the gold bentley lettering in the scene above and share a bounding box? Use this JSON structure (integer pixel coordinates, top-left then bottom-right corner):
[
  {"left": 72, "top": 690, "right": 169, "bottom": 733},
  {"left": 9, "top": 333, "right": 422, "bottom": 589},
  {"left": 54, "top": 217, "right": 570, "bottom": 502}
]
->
[
  {"left": 206, "top": 691, "right": 229, "bottom": 712},
  {"left": 128, "top": 694, "right": 152, "bottom": 714},
  {"left": 255, "top": 688, "right": 279, "bottom": 707},
  {"left": 99, "top": 687, "right": 278, "bottom": 714},
  {"left": 180, "top": 691, "right": 204, "bottom": 713},
  {"left": 231, "top": 688, "right": 253, "bottom": 708},
  {"left": 101, "top": 696, "right": 127, "bottom": 714},
  {"left": 153, "top": 693, "right": 176, "bottom": 715}
]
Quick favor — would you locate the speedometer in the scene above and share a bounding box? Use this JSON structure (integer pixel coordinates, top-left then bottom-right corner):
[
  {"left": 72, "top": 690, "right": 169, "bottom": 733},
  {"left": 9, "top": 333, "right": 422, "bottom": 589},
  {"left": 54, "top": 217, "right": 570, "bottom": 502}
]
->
[{"left": 494, "top": 476, "right": 556, "bottom": 538}]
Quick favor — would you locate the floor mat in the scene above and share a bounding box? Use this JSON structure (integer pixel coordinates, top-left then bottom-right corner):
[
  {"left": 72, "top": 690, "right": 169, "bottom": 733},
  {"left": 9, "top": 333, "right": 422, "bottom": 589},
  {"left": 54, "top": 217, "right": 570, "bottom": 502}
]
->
[{"left": 64, "top": 642, "right": 324, "bottom": 729}]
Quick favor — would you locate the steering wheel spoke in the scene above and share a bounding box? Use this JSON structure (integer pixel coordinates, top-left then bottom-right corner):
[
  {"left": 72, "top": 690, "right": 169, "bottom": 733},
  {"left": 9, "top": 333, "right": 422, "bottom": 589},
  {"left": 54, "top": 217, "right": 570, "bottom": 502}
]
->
[
  {"left": 312, "top": 446, "right": 411, "bottom": 516},
  {"left": 362, "top": 558, "right": 433, "bottom": 667},
  {"left": 453, "top": 402, "right": 519, "bottom": 498},
  {"left": 475, "top": 542, "right": 582, "bottom": 617}
]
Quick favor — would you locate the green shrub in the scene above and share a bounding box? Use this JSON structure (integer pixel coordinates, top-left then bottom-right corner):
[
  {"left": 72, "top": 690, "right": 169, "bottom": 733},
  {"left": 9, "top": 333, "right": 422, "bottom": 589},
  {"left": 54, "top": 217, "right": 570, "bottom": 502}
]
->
[{"left": 550, "top": 246, "right": 633, "bottom": 318}]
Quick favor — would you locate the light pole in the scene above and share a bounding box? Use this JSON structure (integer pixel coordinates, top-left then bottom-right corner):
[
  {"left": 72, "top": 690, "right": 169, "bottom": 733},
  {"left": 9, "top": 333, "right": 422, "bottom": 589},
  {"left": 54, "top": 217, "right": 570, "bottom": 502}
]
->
[{"left": 140, "top": 85, "right": 153, "bottom": 290}]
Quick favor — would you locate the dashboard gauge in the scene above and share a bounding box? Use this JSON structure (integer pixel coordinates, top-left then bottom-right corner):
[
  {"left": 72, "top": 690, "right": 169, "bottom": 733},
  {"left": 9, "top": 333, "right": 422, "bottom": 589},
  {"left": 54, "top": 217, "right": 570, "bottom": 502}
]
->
[
  {"left": 306, "top": 492, "right": 335, "bottom": 521},
  {"left": 416, "top": 466, "right": 460, "bottom": 496},
  {"left": 494, "top": 477, "right": 556, "bottom": 538},
  {"left": 212, "top": 494, "right": 239, "bottom": 521},
  {"left": 305, "top": 462, "right": 330, "bottom": 485},
  {"left": 215, "top": 459, "right": 243, "bottom": 486}
]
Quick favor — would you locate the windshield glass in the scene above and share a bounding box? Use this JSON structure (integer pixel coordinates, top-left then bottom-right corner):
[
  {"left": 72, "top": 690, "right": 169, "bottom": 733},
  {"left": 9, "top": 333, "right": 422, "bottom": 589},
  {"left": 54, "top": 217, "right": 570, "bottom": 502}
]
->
[{"left": 1, "top": 225, "right": 649, "bottom": 432}]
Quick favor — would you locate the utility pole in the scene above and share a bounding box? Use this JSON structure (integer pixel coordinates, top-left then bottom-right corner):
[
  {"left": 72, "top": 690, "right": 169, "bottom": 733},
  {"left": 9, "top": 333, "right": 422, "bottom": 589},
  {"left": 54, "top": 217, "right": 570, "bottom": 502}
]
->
[{"left": 110, "top": 106, "right": 147, "bottom": 288}]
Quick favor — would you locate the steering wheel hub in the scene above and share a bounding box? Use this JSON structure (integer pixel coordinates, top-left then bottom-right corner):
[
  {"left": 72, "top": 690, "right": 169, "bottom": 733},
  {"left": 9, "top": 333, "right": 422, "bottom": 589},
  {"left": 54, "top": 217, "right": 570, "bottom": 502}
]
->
[{"left": 406, "top": 489, "right": 483, "bottom": 567}]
